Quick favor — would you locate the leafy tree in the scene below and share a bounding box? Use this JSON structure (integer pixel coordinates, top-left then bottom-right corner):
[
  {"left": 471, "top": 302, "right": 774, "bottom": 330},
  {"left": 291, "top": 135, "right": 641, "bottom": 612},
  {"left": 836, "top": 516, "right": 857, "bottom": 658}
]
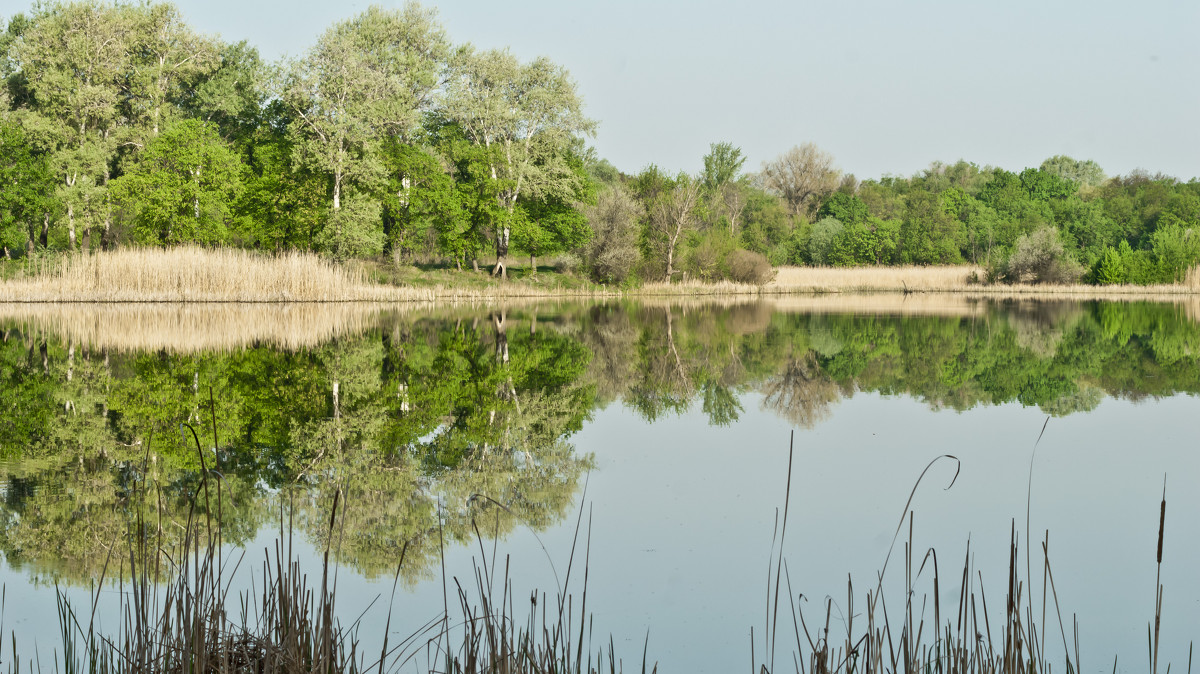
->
[
  {"left": 899, "top": 191, "right": 964, "bottom": 264},
  {"left": 9, "top": 0, "right": 132, "bottom": 249},
  {"left": 234, "top": 112, "right": 327, "bottom": 251},
  {"left": 0, "top": 119, "right": 54, "bottom": 257},
  {"left": 817, "top": 191, "right": 869, "bottom": 226},
  {"left": 808, "top": 216, "right": 843, "bottom": 265},
  {"left": 1040, "top": 155, "right": 1106, "bottom": 189},
  {"left": 701, "top": 141, "right": 745, "bottom": 191},
  {"left": 180, "top": 40, "right": 270, "bottom": 145},
  {"left": 581, "top": 183, "right": 641, "bottom": 284},
  {"left": 379, "top": 139, "right": 462, "bottom": 263},
  {"left": 758, "top": 143, "right": 840, "bottom": 218},
  {"left": 122, "top": 2, "right": 220, "bottom": 140},
  {"left": 110, "top": 119, "right": 243, "bottom": 245},
  {"left": 444, "top": 47, "right": 595, "bottom": 278},
  {"left": 284, "top": 3, "right": 450, "bottom": 255}
]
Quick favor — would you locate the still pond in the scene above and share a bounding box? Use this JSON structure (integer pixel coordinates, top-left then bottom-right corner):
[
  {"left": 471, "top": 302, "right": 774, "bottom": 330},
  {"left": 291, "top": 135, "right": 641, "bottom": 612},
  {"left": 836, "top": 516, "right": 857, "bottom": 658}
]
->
[{"left": 0, "top": 296, "right": 1197, "bottom": 672}]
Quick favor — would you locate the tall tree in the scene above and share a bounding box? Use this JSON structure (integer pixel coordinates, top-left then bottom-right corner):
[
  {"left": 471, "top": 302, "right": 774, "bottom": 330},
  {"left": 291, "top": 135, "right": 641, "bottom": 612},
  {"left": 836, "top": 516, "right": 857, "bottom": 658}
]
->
[
  {"left": 284, "top": 2, "right": 450, "bottom": 258},
  {"left": 444, "top": 47, "right": 595, "bottom": 279},
  {"left": 122, "top": 2, "right": 220, "bottom": 140},
  {"left": 109, "top": 119, "right": 243, "bottom": 245},
  {"left": 759, "top": 143, "right": 841, "bottom": 219},
  {"left": 0, "top": 119, "right": 55, "bottom": 257},
  {"left": 9, "top": 0, "right": 132, "bottom": 250}
]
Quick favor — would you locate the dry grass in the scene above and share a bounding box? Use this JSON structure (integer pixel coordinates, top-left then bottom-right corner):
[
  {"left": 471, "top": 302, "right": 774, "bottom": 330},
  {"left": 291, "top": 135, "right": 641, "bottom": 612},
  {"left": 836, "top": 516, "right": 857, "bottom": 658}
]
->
[
  {"left": 0, "top": 248, "right": 620, "bottom": 303},
  {"left": 768, "top": 264, "right": 1200, "bottom": 298},
  {"left": 0, "top": 247, "right": 418, "bottom": 302},
  {"left": 769, "top": 265, "right": 985, "bottom": 292}
]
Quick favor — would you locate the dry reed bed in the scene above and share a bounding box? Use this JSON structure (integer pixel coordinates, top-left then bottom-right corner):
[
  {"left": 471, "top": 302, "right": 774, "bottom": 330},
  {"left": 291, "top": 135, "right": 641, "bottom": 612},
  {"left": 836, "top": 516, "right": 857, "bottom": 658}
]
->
[
  {"left": 767, "top": 264, "right": 1200, "bottom": 297},
  {"left": 0, "top": 248, "right": 621, "bottom": 303}
]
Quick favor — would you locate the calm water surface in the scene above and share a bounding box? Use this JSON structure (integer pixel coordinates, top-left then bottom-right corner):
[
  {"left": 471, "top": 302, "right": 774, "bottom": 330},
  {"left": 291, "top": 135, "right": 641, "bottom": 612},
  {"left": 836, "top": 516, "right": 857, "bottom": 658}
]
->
[{"left": 0, "top": 297, "right": 1197, "bottom": 672}]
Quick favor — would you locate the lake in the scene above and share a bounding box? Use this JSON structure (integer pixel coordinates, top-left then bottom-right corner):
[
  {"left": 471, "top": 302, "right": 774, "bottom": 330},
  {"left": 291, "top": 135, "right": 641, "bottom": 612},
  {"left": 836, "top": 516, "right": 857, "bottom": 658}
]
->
[{"left": 0, "top": 296, "right": 1197, "bottom": 673}]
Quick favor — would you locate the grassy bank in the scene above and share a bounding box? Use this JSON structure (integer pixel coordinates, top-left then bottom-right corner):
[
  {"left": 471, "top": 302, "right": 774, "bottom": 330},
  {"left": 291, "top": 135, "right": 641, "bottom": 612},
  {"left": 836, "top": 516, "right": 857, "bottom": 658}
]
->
[{"left": 1, "top": 248, "right": 1199, "bottom": 302}]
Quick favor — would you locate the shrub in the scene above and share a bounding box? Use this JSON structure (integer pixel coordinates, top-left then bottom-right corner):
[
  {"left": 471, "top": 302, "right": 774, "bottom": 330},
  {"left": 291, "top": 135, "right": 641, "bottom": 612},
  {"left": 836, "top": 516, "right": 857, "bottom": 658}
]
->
[
  {"left": 554, "top": 252, "right": 581, "bottom": 274},
  {"left": 582, "top": 186, "right": 641, "bottom": 284},
  {"left": 727, "top": 249, "right": 775, "bottom": 285},
  {"left": 1003, "top": 227, "right": 1083, "bottom": 284},
  {"left": 808, "top": 217, "right": 843, "bottom": 266}
]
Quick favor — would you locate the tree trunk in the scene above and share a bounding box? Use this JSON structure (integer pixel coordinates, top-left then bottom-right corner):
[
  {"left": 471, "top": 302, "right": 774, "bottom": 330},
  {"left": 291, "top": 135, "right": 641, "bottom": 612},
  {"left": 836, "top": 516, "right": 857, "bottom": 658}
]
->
[
  {"left": 68, "top": 203, "right": 76, "bottom": 251},
  {"left": 491, "top": 226, "right": 510, "bottom": 280},
  {"left": 40, "top": 213, "right": 49, "bottom": 249},
  {"left": 530, "top": 254, "right": 536, "bottom": 273}
]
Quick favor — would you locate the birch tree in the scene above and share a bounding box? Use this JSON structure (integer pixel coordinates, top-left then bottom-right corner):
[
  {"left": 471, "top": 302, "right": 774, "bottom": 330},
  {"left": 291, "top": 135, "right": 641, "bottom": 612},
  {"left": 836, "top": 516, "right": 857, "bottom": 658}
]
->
[
  {"left": 9, "top": 0, "right": 132, "bottom": 250},
  {"left": 445, "top": 47, "right": 595, "bottom": 279},
  {"left": 284, "top": 2, "right": 450, "bottom": 258},
  {"left": 123, "top": 3, "right": 220, "bottom": 141}
]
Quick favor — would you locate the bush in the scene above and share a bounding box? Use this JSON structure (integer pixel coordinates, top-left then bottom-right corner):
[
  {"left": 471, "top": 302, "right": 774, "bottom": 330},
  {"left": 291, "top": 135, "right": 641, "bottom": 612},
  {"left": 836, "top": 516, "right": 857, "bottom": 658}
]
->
[
  {"left": 727, "top": 249, "right": 775, "bottom": 285},
  {"left": 582, "top": 186, "right": 641, "bottom": 284},
  {"left": 1003, "top": 227, "right": 1083, "bottom": 284},
  {"left": 554, "top": 252, "right": 581, "bottom": 274}
]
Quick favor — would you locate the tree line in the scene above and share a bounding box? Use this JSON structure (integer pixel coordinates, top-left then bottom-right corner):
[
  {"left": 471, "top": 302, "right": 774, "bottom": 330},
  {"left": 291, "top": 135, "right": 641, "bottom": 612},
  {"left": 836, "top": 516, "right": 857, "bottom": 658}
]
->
[{"left": 2, "top": 1, "right": 1198, "bottom": 285}]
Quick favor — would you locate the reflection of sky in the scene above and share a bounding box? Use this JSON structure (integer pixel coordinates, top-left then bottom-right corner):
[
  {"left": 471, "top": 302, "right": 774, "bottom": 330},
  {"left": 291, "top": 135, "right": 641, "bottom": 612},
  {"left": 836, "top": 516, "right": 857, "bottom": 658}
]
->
[{"left": 3, "top": 392, "right": 1198, "bottom": 672}]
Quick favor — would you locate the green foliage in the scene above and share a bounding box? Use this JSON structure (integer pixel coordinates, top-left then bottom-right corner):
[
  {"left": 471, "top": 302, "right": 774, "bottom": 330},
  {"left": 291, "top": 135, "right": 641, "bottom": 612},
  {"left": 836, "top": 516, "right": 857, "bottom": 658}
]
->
[
  {"left": 379, "top": 139, "right": 462, "bottom": 262},
  {"left": 900, "top": 191, "right": 964, "bottom": 264},
  {"left": 317, "top": 192, "right": 385, "bottom": 260},
  {"left": 1092, "top": 246, "right": 1127, "bottom": 285},
  {"left": 817, "top": 192, "right": 869, "bottom": 226},
  {"left": 582, "top": 184, "right": 640, "bottom": 284},
  {"left": 808, "top": 216, "right": 843, "bottom": 266},
  {"left": 1040, "top": 155, "right": 1106, "bottom": 189},
  {"left": 110, "top": 120, "right": 243, "bottom": 245},
  {"left": 0, "top": 118, "right": 54, "bottom": 255},
  {"left": 701, "top": 141, "right": 745, "bottom": 190},
  {"left": 1003, "top": 226, "right": 1083, "bottom": 284}
]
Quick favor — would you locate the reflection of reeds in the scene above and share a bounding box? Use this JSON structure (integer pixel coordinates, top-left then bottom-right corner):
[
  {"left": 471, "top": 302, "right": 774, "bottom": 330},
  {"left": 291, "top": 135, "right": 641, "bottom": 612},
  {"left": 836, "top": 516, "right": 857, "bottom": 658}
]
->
[{"left": 0, "top": 302, "right": 387, "bottom": 352}]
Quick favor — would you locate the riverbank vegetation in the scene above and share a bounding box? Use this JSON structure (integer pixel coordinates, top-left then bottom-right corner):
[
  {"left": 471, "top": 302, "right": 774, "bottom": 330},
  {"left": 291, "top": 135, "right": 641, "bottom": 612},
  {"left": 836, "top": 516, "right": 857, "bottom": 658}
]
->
[{"left": 2, "top": 2, "right": 1199, "bottom": 297}]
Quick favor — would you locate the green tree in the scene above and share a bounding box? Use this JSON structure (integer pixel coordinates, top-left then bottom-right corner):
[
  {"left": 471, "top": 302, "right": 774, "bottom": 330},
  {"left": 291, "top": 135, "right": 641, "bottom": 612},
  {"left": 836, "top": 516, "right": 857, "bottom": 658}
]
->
[
  {"left": 1039, "top": 155, "right": 1106, "bottom": 189},
  {"left": 284, "top": 3, "right": 450, "bottom": 257},
  {"left": 110, "top": 119, "right": 243, "bottom": 245},
  {"left": 9, "top": 0, "right": 132, "bottom": 249},
  {"left": 444, "top": 47, "right": 596, "bottom": 278},
  {"left": 0, "top": 119, "right": 55, "bottom": 257},
  {"left": 379, "top": 139, "right": 463, "bottom": 263}
]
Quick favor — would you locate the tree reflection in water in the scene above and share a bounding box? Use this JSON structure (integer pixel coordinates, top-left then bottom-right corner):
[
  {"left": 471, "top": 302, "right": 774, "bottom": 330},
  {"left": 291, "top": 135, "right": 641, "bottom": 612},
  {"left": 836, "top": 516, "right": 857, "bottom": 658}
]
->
[{"left": 2, "top": 298, "right": 1200, "bottom": 583}]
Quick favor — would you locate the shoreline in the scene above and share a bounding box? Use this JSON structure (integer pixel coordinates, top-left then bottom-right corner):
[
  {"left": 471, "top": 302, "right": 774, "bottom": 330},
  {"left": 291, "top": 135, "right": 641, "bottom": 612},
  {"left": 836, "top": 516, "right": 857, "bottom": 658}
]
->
[{"left": 1, "top": 248, "right": 1197, "bottom": 303}]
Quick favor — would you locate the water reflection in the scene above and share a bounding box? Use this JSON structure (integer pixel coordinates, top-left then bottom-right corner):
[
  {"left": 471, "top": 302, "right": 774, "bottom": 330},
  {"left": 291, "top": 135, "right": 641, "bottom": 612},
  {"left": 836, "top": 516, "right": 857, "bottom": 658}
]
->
[{"left": 1, "top": 297, "right": 1199, "bottom": 584}]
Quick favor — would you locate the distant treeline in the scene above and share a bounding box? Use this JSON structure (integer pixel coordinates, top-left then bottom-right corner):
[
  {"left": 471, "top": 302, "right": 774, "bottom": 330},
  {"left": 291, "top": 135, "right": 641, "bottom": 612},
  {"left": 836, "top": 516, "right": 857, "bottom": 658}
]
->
[{"left": 1, "top": 1, "right": 1198, "bottom": 286}]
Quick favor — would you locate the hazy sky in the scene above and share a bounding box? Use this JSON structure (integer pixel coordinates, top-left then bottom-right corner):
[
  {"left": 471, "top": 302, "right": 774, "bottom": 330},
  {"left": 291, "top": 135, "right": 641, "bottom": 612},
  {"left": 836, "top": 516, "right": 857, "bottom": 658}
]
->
[{"left": 164, "top": 0, "right": 1200, "bottom": 180}]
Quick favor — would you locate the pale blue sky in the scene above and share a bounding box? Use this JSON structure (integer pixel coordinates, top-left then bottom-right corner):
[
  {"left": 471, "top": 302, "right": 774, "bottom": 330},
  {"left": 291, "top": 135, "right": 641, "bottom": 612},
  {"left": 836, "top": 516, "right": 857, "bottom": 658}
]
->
[{"left": 167, "top": 0, "right": 1200, "bottom": 180}]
